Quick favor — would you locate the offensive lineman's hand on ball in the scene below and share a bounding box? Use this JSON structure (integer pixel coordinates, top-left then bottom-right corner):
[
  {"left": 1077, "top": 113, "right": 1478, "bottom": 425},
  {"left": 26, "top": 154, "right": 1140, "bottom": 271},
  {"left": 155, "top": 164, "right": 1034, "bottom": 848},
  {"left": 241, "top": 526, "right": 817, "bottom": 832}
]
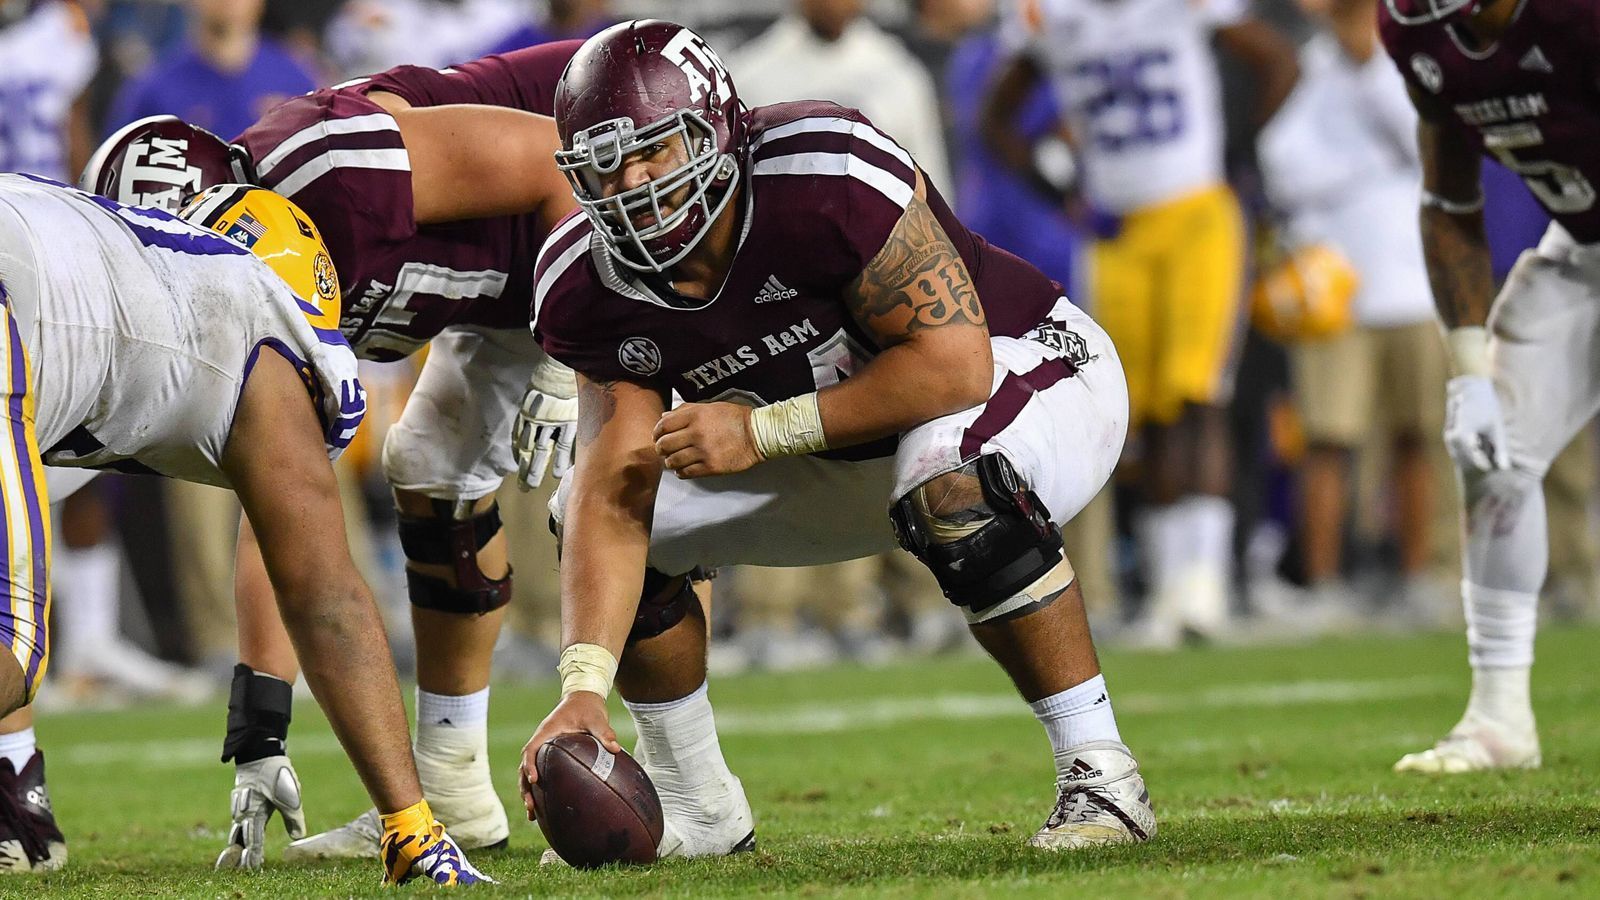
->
[
  {"left": 1443, "top": 375, "right": 1511, "bottom": 473},
  {"left": 654, "top": 402, "right": 762, "bottom": 478},
  {"left": 518, "top": 692, "right": 622, "bottom": 821}
]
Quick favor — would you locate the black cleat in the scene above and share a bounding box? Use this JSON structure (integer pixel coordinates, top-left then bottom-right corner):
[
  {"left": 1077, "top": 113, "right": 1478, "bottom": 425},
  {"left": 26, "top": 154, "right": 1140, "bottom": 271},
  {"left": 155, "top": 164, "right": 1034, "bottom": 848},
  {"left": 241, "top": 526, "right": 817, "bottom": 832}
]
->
[{"left": 0, "top": 751, "right": 67, "bottom": 873}]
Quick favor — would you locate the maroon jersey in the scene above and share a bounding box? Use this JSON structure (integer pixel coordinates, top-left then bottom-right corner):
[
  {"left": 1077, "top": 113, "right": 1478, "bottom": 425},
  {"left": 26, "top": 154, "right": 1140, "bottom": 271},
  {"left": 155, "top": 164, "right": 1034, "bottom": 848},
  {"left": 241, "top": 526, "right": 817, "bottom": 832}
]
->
[
  {"left": 533, "top": 101, "right": 1062, "bottom": 457},
  {"left": 1380, "top": 0, "right": 1600, "bottom": 243},
  {"left": 236, "top": 41, "right": 581, "bottom": 360}
]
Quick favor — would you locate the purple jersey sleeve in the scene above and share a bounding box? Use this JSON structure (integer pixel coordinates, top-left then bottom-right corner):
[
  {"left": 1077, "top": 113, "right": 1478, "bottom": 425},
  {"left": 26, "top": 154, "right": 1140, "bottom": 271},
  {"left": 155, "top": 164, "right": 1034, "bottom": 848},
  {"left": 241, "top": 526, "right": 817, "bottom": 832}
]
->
[{"left": 359, "top": 40, "right": 582, "bottom": 115}]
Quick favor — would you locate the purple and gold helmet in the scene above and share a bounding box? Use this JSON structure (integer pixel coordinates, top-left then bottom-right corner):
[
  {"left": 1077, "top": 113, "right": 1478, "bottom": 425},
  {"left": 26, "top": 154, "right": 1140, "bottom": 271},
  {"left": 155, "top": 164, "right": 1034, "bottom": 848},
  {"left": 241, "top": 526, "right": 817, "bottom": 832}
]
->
[
  {"left": 1382, "top": 0, "right": 1484, "bottom": 26},
  {"left": 80, "top": 115, "right": 253, "bottom": 212},
  {"left": 554, "top": 20, "right": 745, "bottom": 273}
]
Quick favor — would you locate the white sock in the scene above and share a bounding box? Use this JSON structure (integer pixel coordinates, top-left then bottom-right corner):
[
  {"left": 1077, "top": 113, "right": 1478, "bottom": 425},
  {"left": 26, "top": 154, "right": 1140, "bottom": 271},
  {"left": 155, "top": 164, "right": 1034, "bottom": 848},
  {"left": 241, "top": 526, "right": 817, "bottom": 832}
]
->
[
  {"left": 624, "top": 682, "right": 734, "bottom": 800},
  {"left": 1464, "top": 666, "right": 1534, "bottom": 728},
  {"left": 416, "top": 686, "right": 489, "bottom": 728},
  {"left": 52, "top": 543, "right": 122, "bottom": 667},
  {"left": 1137, "top": 508, "right": 1181, "bottom": 604},
  {"left": 1179, "top": 494, "right": 1235, "bottom": 577},
  {"left": 1030, "top": 674, "right": 1122, "bottom": 777},
  {"left": 1462, "top": 582, "right": 1537, "bottom": 669},
  {"left": 0, "top": 727, "right": 36, "bottom": 771}
]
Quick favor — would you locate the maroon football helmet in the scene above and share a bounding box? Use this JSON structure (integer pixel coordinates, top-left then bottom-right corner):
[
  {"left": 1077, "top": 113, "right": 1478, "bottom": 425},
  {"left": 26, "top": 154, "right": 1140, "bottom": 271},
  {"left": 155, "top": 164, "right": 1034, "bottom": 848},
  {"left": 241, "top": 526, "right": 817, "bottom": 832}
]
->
[
  {"left": 1382, "top": 0, "right": 1484, "bottom": 26},
  {"left": 80, "top": 115, "right": 253, "bottom": 212},
  {"left": 554, "top": 19, "right": 745, "bottom": 273}
]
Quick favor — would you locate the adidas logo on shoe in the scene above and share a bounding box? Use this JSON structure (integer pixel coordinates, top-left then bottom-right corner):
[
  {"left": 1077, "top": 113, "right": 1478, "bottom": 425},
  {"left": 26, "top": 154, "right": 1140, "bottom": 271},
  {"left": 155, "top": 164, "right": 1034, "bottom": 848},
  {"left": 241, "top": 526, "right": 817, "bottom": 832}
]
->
[
  {"left": 1060, "top": 758, "right": 1103, "bottom": 783},
  {"left": 753, "top": 275, "right": 798, "bottom": 304}
]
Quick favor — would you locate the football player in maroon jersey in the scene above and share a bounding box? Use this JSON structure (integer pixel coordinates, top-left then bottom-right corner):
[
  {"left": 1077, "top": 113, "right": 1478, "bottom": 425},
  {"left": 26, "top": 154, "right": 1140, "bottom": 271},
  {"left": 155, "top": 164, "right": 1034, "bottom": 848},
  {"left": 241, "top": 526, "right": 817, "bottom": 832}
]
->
[
  {"left": 84, "top": 42, "right": 584, "bottom": 864},
  {"left": 519, "top": 20, "right": 1154, "bottom": 855},
  {"left": 1379, "top": 0, "right": 1600, "bottom": 772}
]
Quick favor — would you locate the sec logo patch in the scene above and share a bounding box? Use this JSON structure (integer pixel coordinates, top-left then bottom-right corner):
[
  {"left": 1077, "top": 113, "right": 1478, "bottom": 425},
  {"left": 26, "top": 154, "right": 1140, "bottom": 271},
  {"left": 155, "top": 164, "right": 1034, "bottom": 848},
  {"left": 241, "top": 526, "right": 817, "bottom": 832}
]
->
[{"left": 619, "top": 337, "right": 662, "bottom": 376}]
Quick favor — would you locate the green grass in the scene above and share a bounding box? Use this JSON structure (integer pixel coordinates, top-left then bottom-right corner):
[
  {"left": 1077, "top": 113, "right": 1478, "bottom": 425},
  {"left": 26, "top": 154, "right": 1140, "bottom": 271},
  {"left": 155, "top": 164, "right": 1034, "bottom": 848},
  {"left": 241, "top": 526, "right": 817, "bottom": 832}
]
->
[{"left": 14, "top": 625, "right": 1600, "bottom": 897}]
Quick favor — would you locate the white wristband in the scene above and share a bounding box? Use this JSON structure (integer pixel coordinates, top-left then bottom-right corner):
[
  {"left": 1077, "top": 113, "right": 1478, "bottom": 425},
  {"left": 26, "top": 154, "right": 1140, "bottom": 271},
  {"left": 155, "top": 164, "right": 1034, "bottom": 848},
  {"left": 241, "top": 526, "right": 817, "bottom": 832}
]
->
[
  {"left": 748, "top": 393, "right": 828, "bottom": 460},
  {"left": 557, "top": 643, "right": 617, "bottom": 699},
  {"left": 1446, "top": 325, "right": 1492, "bottom": 377}
]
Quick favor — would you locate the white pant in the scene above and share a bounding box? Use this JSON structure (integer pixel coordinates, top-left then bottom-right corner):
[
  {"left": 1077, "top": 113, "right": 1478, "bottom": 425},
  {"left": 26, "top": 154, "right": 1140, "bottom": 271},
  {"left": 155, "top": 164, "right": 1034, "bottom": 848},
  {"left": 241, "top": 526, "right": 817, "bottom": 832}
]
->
[
  {"left": 381, "top": 325, "right": 541, "bottom": 501},
  {"left": 1492, "top": 223, "right": 1600, "bottom": 475},
  {"left": 554, "top": 300, "right": 1129, "bottom": 576}
]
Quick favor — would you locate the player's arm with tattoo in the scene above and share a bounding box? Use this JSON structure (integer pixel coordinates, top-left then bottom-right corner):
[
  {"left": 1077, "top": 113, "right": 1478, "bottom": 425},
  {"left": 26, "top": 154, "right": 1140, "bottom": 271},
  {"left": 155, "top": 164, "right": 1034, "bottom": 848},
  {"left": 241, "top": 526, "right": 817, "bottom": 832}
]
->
[
  {"left": 654, "top": 171, "right": 991, "bottom": 479},
  {"left": 821, "top": 170, "right": 994, "bottom": 446}
]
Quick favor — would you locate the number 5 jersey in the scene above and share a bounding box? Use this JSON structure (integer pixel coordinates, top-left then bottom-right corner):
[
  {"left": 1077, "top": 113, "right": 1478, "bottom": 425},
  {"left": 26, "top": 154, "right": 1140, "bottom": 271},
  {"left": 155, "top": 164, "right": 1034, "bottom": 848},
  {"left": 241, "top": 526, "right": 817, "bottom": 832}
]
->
[{"left": 1379, "top": 0, "right": 1600, "bottom": 243}]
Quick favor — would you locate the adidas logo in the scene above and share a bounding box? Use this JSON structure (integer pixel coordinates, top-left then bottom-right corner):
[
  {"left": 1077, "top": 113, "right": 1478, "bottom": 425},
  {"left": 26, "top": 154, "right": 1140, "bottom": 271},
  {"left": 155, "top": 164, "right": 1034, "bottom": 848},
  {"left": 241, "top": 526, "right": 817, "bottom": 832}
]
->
[
  {"left": 1061, "top": 758, "right": 1104, "bottom": 783},
  {"left": 1519, "top": 46, "right": 1553, "bottom": 74},
  {"left": 753, "top": 274, "right": 798, "bottom": 304}
]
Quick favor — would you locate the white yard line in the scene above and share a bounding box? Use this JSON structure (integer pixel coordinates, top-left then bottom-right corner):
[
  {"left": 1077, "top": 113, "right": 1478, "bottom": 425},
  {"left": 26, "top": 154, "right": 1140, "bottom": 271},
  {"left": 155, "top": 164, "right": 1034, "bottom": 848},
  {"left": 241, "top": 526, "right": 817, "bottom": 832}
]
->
[{"left": 48, "top": 676, "right": 1453, "bottom": 771}]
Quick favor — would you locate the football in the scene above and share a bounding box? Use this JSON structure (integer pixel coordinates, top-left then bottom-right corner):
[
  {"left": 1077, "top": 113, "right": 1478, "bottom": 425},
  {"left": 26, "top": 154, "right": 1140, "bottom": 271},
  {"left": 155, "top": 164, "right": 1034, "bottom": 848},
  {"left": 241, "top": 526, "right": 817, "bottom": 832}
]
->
[{"left": 529, "top": 733, "right": 664, "bottom": 868}]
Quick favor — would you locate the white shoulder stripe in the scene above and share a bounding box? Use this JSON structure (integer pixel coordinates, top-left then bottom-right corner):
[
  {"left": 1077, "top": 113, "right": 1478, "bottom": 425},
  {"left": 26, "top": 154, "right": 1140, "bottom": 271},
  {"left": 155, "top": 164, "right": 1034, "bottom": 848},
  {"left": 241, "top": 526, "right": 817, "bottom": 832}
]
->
[
  {"left": 751, "top": 151, "right": 914, "bottom": 209},
  {"left": 256, "top": 113, "right": 402, "bottom": 178},
  {"left": 273, "top": 149, "right": 411, "bottom": 200},
  {"left": 534, "top": 226, "right": 593, "bottom": 320},
  {"left": 752, "top": 116, "right": 914, "bottom": 170},
  {"left": 541, "top": 212, "right": 588, "bottom": 254}
]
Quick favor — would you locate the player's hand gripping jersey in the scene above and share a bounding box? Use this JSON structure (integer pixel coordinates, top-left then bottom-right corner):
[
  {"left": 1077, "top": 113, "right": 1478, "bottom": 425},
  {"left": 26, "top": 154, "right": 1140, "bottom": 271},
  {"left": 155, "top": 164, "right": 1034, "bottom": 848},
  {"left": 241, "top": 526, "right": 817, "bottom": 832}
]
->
[
  {"left": 237, "top": 41, "right": 581, "bottom": 360},
  {"left": 1000, "top": 0, "right": 1244, "bottom": 214},
  {"left": 0, "top": 175, "right": 362, "bottom": 484},
  {"left": 1379, "top": 0, "right": 1600, "bottom": 242},
  {"left": 535, "top": 101, "right": 1064, "bottom": 462}
]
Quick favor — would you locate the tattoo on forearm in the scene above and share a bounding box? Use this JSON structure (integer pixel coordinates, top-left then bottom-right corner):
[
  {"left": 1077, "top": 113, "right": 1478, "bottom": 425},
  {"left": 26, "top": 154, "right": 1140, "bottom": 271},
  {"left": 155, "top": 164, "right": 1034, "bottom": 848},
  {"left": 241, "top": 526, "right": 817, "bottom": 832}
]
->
[
  {"left": 1420, "top": 207, "right": 1495, "bottom": 328},
  {"left": 851, "top": 193, "right": 986, "bottom": 338},
  {"left": 576, "top": 378, "right": 618, "bottom": 447}
]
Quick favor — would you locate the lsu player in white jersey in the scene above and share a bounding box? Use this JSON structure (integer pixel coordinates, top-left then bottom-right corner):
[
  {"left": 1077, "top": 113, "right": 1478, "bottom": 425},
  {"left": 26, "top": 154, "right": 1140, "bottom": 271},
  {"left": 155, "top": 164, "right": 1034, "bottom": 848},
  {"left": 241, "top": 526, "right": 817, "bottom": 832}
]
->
[
  {"left": 0, "top": 176, "right": 487, "bottom": 884},
  {"left": 982, "top": 0, "right": 1297, "bottom": 643}
]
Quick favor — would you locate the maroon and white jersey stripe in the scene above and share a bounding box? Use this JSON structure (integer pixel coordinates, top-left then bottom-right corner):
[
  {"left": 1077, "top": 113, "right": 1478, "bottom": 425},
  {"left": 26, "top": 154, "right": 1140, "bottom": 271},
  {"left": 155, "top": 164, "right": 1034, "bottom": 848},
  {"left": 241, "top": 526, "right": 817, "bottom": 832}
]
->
[
  {"left": 534, "top": 101, "right": 1063, "bottom": 460},
  {"left": 237, "top": 41, "right": 581, "bottom": 360}
]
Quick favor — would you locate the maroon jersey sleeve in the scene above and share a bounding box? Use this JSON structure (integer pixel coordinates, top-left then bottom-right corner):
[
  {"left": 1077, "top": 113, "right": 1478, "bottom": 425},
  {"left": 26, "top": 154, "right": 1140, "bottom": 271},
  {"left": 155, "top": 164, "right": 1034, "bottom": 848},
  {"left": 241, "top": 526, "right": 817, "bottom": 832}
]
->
[
  {"left": 359, "top": 40, "right": 582, "bottom": 115},
  {"left": 532, "top": 212, "right": 663, "bottom": 387},
  {"left": 238, "top": 89, "right": 417, "bottom": 262},
  {"left": 745, "top": 102, "right": 920, "bottom": 286}
]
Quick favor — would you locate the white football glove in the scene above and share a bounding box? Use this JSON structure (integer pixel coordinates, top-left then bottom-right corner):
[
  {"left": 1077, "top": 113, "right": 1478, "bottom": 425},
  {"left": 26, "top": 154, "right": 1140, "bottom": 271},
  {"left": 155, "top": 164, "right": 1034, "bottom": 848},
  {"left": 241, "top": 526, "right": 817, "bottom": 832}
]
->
[
  {"left": 514, "top": 356, "right": 579, "bottom": 491},
  {"left": 215, "top": 755, "right": 307, "bottom": 870},
  {"left": 1443, "top": 374, "right": 1511, "bottom": 473}
]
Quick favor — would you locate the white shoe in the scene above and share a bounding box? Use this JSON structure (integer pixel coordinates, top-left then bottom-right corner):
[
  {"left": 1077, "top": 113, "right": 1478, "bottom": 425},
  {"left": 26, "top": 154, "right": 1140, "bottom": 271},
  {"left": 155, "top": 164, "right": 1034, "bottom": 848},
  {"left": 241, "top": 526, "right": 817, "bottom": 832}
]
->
[
  {"left": 1394, "top": 713, "right": 1541, "bottom": 773},
  {"left": 284, "top": 808, "right": 380, "bottom": 860},
  {"left": 1028, "top": 742, "right": 1156, "bottom": 850},
  {"left": 64, "top": 638, "right": 214, "bottom": 705}
]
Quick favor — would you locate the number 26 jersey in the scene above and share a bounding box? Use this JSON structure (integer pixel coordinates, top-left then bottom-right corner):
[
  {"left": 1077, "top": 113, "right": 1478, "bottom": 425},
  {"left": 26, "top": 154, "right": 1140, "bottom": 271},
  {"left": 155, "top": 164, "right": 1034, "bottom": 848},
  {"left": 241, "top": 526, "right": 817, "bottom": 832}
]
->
[{"left": 1000, "top": 0, "right": 1245, "bottom": 214}]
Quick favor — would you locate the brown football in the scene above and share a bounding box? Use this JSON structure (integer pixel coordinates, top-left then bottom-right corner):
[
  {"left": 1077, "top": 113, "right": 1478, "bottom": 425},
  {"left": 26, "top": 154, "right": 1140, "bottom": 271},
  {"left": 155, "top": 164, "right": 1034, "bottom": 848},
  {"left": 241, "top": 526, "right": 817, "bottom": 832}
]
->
[{"left": 530, "top": 733, "right": 664, "bottom": 868}]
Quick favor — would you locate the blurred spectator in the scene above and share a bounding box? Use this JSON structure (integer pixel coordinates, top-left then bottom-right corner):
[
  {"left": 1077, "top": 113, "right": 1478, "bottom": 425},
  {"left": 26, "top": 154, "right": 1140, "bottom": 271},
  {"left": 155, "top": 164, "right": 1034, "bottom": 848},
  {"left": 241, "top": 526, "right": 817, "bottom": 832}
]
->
[
  {"left": 983, "top": 0, "right": 1298, "bottom": 646},
  {"left": 0, "top": 0, "right": 98, "bottom": 180},
  {"left": 485, "top": 0, "right": 610, "bottom": 54},
  {"left": 105, "top": 0, "right": 317, "bottom": 140},
  {"left": 728, "top": 0, "right": 953, "bottom": 195},
  {"left": 1255, "top": 0, "right": 1446, "bottom": 620},
  {"left": 323, "top": 0, "right": 527, "bottom": 78}
]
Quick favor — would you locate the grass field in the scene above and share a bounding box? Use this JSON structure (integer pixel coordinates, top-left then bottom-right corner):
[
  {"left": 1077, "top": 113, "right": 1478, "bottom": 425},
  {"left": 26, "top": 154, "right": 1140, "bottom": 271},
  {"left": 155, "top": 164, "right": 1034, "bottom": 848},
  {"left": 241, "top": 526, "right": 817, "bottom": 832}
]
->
[{"left": 14, "top": 624, "right": 1600, "bottom": 898}]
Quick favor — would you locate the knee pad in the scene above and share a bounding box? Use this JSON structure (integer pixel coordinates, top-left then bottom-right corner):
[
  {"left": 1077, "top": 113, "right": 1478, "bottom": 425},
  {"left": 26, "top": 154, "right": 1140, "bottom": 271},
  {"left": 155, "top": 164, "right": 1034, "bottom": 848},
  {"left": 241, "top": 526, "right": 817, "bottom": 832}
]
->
[
  {"left": 628, "top": 567, "right": 712, "bottom": 643},
  {"left": 399, "top": 499, "right": 512, "bottom": 615},
  {"left": 890, "top": 454, "right": 1071, "bottom": 624}
]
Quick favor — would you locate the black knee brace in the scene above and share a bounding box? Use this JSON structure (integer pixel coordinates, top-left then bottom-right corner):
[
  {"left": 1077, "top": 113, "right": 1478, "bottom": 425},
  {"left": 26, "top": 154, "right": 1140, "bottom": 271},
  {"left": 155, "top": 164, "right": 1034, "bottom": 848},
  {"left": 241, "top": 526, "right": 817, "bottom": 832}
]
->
[
  {"left": 221, "top": 664, "right": 292, "bottom": 764},
  {"left": 889, "top": 453, "right": 1064, "bottom": 619},
  {"left": 398, "top": 499, "right": 512, "bottom": 615},
  {"left": 628, "top": 567, "right": 711, "bottom": 643}
]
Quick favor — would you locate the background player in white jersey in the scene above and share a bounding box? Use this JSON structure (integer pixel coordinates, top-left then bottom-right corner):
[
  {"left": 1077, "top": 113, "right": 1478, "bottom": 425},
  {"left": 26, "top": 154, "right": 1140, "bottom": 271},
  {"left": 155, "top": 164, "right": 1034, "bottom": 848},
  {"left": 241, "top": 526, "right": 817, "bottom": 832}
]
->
[
  {"left": 981, "top": 0, "right": 1297, "bottom": 643},
  {"left": 0, "top": 177, "right": 486, "bottom": 884}
]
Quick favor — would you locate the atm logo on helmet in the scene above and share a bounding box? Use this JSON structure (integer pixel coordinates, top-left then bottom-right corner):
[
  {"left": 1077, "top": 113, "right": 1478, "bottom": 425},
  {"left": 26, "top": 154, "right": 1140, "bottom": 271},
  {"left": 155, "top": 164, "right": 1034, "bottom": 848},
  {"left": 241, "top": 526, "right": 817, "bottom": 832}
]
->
[{"left": 662, "top": 28, "right": 732, "bottom": 106}]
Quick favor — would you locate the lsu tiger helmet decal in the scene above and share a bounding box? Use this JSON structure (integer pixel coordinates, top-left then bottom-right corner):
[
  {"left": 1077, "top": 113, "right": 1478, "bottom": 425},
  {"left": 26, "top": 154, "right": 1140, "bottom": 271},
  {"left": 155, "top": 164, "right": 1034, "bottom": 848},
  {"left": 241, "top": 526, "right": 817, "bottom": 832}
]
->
[{"left": 177, "top": 184, "right": 343, "bottom": 331}]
